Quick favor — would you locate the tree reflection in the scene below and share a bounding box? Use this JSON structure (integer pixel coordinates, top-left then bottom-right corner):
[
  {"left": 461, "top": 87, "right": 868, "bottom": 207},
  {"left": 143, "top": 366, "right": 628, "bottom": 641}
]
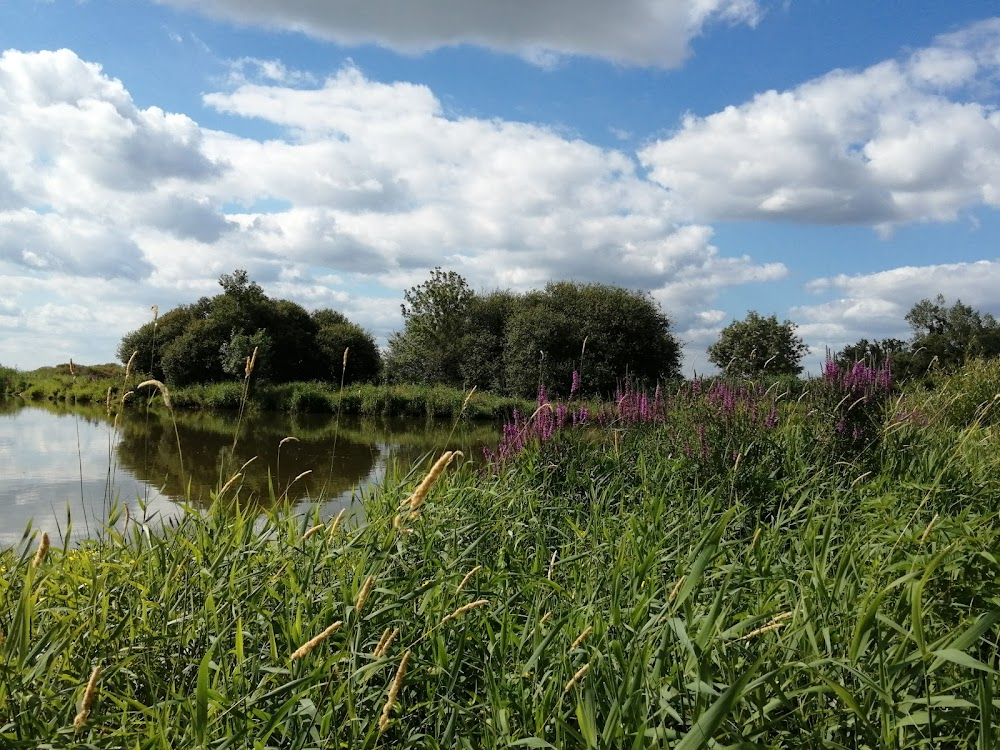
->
[{"left": 114, "top": 409, "right": 379, "bottom": 507}]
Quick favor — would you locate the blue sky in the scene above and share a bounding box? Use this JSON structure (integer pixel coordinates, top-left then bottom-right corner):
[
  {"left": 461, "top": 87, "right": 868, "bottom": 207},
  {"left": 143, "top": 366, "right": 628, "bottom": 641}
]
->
[{"left": 1, "top": 0, "right": 999, "bottom": 374}]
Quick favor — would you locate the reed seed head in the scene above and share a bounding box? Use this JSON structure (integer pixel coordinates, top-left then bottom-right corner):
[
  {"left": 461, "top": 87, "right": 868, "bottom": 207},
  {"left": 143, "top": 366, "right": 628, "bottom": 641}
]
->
[
  {"left": 290, "top": 621, "right": 343, "bottom": 661},
  {"left": 668, "top": 575, "right": 686, "bottom": 602},
  {"left": 218, "top": 472, "right": 243, "bottom": 497},
  {"left": 355, "top": 575, "right": 375, "bottom": 616},
  {"left": 136, "top": 379, "right": 172, "bottom": 410},
  {"left": 328, "top": 508, "right": 346, "bottom": 536},
  {"left": 32, "top": 532, "right": 49, "bottom": 569},
  {"left": 440, "top": 599, "right": 489, "bottom": 626},
  {"left": 245, "top": 346, "right": 258, "bottom": 379},
  {"left": 738, "top": 612, "right": 793, "bottom": 641},
  {"left": 379, "top": 651, "right": 411, "bottom": 733},
  {"left": 563, "top": 663, "right": 590, "bottom": 693},
  {"left": 456, "top": 565, "right": 482, "bottom": 594},
  {"left": 403, "top": 451, "right": 461, "bottom": 512},
  {"left": 302, "top": 524, "right": 325, "bottom": 541},
  {"left": 374, "top": 627, "right": 400, "bottom": 659},
  {"left": 461, "top": 387, "right": 477, "bottom": 411},
  {"left": 279, "top": 436, "right": 299, "bottom": 448},
  {"left": 124, "top": 350, "right": 138, "bottom": 383},
  {"left": 342, "top": 347, "right": 350, "bottom": 370},
  {"left": 73, "top": 665, "right": 101, "bottom": 731},
  {"left": 919, "top": 514, "right": 939, "bottom": 545},
  {"left": 569, "top": 625, "right": 593, "bottom": 651}
]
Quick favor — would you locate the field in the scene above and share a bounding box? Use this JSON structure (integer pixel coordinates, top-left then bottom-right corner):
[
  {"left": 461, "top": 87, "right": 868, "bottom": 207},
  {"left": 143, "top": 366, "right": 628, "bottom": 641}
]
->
[{"left": 1, "top": 359, "right": 999, "bottom": 747}]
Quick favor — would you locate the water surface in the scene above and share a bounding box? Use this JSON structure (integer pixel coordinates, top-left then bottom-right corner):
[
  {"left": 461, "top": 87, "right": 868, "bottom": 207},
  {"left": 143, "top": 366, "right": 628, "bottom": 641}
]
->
[{"left": 0, "top": 399, "right": 496, "bottom": 546}]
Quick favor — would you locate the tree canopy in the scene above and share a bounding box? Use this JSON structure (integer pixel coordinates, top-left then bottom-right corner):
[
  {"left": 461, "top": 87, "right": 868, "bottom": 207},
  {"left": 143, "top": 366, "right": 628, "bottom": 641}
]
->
[
  {"left": 384, "top": 269, "right": 681, "bottom": 397},
  {"left": 836, "top": 296, "right": 1000, "bottom": 381},
  {"left": 118, "top": 271, "right": 381, "bottom": 386},
  {"left": 707, "top": 312, "right": 809, "bottom": 378}
]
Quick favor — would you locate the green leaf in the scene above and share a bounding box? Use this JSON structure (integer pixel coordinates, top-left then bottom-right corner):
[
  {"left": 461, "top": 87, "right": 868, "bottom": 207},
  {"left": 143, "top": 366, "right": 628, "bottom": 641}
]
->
[
  {"left": 509, "top": 739, "right": 557, "bottom": 748},
  {"left": 930, "top": 648, "right": 998, "bottom": 675},
  {"left": 674, "top": 656, "right": 761, "bottom": 750},
  {"left": 195, "top": 647, "right": 212, "bottom": 746}
]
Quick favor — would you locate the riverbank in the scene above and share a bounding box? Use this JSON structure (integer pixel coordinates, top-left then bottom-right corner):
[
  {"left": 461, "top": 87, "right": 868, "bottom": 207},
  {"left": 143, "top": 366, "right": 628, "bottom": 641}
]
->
[
  {"left": 4, "top": 365, "right": 536, "bottom": 419},
  {"left": 2, "top": 361, "right": 999, "bottom": 746}
]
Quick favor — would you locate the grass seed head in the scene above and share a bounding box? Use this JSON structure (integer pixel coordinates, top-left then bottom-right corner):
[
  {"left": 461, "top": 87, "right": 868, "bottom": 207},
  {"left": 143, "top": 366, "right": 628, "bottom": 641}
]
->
[
  {"left": 668, "top": 575, "right": 686, "bottom": 602},
  {"left": 375, "top": 627, "right": 400, "bottom": 658},
  {"left": 456, "top": 565, "right": 482, "bottom": 594},
  {"left": 32, "top": 532, "right": 49, "bottom": 569},
  {"left": 379, "top": 650, "right": 411, "bottom": 733},
  {"left": 564, "top": 663, "right": 590, "bottom": 693},
  {"left": 302, "top": 524, "right": 325, "bottom": 541},
  {"left": 290, "top": 621, "right": 343, "bottom": 661},
  {"left": 441, "top": 599, "right": 489, "bottom": 626},
  {"left": 355, "top": 575, "right": 375, "bottom": 616},
  {"left": 73, "top": 665, "right": 101, "bottom": 731},
  {"left": 403, "top": 451, "right": 461, "bottom": 512},
  {"left": 569, "top": 625, "right": 593, "bottom": 651},
  {"left": 328, "top": 508, "right": 346, "bottom": 536},
  {"left": 919, "top": 514, "right": 939, "bottom": 545},
  {"left": 136, "top": 379, "right": 172, "bottom": 410}
]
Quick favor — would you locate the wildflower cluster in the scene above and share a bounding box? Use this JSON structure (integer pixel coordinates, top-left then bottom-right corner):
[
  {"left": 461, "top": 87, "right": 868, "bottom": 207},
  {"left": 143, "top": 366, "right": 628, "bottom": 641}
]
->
[{"left": 813, "top": 357, "right": 895, "bottom": 462}]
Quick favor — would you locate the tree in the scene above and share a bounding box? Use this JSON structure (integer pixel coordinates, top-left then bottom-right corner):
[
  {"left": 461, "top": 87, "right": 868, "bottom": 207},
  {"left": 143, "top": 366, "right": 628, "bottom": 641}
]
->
[
  {"left": 835, "top": 338, "right": 907, "bottom": 371},
  {"left": 313, "top": 309, "right": 382, "bottom": 385},
  {"left": 384, "top": 268, "right": 475, "bottom": 387},
  {"left": 904, "top": 295, "right": 1000, "bottom": 373},
  {"left": 708, "top": 312, "right": 808, "bottom": 378},
  {"left": 118, "top": 270, "right": 379, "bottom": 387},
  {"left": 504, "top": 282, "right": 681, "bottom": 397}
]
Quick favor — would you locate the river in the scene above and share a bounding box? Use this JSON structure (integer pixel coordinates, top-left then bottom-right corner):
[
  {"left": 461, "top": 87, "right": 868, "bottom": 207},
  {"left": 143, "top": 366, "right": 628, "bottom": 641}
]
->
[{"left": 0, "top": 399, "right": 497, "bottom": 546}]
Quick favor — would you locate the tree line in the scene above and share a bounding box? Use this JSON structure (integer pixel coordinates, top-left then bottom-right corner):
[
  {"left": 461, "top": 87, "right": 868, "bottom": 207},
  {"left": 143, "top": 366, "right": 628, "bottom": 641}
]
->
[{"left": 118, "top": 268, "right": 1000, "bottom": 395}]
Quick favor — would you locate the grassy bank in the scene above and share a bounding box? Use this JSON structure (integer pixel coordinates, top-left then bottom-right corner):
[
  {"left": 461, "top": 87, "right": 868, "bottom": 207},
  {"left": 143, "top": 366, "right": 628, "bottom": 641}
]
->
[
  {"left": 6, "top": 366, "right": 535, "bottom": 420},
  {"left": 2, "top": 361, "right": 1000, "bottom": 746}
]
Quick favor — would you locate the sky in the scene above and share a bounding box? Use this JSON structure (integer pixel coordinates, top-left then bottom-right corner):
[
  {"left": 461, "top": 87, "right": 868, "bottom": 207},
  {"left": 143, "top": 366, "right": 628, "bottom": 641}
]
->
[{"left": 1, "top": 0, "right": 999, "bottom": 375}]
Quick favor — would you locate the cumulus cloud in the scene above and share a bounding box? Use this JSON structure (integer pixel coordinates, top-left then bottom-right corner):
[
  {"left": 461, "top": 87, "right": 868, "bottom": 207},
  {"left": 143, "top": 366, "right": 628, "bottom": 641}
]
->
[
  {"left": 792, "top": 259, "right": 1000, "bottom": 359},
  {"left": 155, "top": 0, "right": 760, "bottom": 67},
  {"left": 199, "top": 68, "right": 784, "bottom": 330},
  {"left": 0, "top": 50, "right": 783, "bottom": 369},
  {"left": 640, "top": 18, "right": 1000, "bottom": 227}
]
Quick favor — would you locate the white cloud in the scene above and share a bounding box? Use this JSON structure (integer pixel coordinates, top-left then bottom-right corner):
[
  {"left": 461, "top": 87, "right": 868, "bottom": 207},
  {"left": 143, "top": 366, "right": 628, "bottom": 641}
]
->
[
  {"left": 154, "top": 0, "right": 760, "bottom": 67},
  {"left": 0, "top": 50, "right": 783, "bottom": 370},
  {"left": 792, "top": 259, "right": 1000, "bottom": 363},
  {"left": 640, "top": 18, "right": 1000, "bottom": 227}
]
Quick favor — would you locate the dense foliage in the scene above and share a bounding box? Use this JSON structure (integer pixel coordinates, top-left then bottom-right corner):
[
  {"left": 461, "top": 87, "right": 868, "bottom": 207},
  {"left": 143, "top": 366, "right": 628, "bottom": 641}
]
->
[
  {"left": 707, "top": 311, "right": 809, "bottom": 378},
  {"left": 386, "top": 268, "right": 681, "bottom": 397},
  {"left": 117, "top": 270, "right": 381, "bottom": 386},
  {"left": 839, "top": 296, "right": 1000, "bottom": 381},
  {"left": 3, "top": 360, "right": 1000, "bottom": 747}
]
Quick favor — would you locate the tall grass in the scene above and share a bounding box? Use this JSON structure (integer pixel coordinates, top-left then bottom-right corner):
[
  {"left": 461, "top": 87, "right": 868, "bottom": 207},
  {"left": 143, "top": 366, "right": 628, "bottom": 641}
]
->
[{"left": 1, "top": 364, "right": 999, "bottom": 747}]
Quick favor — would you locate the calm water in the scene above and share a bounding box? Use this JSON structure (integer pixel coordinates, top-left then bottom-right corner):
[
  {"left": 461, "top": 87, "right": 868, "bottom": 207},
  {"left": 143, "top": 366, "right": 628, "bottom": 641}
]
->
[{"left": 0, "top": 399, "right": 497, "bottom": 546}]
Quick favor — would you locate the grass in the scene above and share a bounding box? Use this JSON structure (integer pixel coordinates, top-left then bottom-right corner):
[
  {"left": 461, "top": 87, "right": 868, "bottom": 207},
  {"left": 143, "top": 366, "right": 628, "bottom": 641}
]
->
[
  {"left": 8, "top": 367, "right": 535, "bottom": 420},
  {"left": 1, "top": 362, "right": 999, "bottom": 746}
]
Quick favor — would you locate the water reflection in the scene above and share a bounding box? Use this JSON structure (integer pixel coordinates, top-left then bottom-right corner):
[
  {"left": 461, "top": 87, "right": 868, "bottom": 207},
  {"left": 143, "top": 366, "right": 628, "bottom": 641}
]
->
[{"left": 0, "top": 399, "right": 498, "bottom": 545}]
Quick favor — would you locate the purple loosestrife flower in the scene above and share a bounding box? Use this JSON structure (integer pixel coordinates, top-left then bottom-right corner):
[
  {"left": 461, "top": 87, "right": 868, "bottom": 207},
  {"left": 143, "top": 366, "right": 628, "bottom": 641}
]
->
[
  {"left": 570, "top": 370, "right": 581, "bottom": 399},
  {"left": 765, "top": 406, "right": 779, "bottom": 429}
]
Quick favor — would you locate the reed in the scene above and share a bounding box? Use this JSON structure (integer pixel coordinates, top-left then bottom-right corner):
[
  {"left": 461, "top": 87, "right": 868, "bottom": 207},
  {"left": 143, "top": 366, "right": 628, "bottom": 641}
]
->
[{"left": 1, "top": 364, "right": 999, "bottom": 747}]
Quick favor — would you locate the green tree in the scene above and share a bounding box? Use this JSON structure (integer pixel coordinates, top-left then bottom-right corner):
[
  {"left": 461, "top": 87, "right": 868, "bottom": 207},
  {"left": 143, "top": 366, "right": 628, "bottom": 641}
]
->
[
  {"left": 119, "top": 270, "right": 378, "bottom": 387},
  {"left": 835, "top": 338, "right": 907, "bottom": 370},
  {"left": 460, "top": 290, "right": 520, "bottom": 393},
  {"left": 385, "top": 268, "right": 474, "bottom": 387},
  {"left": 904, "top": 295, "right": 1000, "bottom": 374},
  {"left": 504, "top": 282, "right": 680, "bottom": 397},
  {"left": 708, "top": 312, "right": 808, "bottom": 378},
  {"left": 312, "top": 309, "right": 382, "bottom": 385}
]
